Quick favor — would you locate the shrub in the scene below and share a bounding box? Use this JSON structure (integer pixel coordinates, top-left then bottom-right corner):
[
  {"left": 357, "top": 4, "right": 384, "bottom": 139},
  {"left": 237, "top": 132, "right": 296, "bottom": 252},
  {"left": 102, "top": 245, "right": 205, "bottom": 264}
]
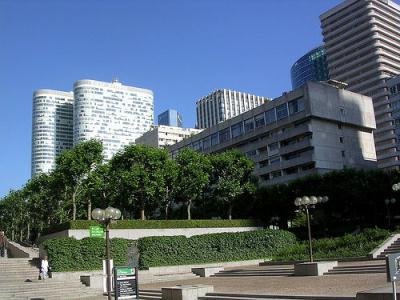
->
[
  {"left": 274, "top": 228, "right": 391, "bottom": 261},
  {"left": 43, "top": 237, "right": 135, "bottom": 272},
  {"left": 138, "top": 229, "right": 296, "bottom": 268},
  {"left": 42, "top": 219, "right": 261, "bottom": 235}
]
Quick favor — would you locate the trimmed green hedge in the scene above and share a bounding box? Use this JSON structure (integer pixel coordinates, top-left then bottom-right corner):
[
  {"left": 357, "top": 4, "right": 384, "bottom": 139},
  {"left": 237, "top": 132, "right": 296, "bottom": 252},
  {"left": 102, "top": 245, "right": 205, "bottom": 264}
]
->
[
  {"left": 42, "top": 219, "right": 261, "bottom": 235},
  {"left": 43, "top": 237, "right": 135, "bottom": 272},
  {"left": 137, "top": 229, "right": 296, "bottom": 268},
  {"left": 273, "top": 228, "right": 390, "bottom": 261}
]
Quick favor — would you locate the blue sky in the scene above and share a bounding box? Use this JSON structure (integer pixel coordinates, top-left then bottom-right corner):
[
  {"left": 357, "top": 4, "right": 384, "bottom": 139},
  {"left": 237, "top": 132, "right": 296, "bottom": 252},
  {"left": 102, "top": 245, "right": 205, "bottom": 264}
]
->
[{"left": 0, "top": 0, "right": 345, "bottom": 197}]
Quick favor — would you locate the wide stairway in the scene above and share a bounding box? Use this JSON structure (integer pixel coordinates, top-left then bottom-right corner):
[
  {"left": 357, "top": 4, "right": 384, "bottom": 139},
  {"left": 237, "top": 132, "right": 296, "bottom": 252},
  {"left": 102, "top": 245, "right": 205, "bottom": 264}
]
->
[
  {"left": 324, "top": 260, "right": 386, "bottom": 275},
  {"left": 212, "top": 265, "right": 294, "bottom": 277},
  {"left": 0, "top": 257, "right": 104, "bottom": 300},
  {"left": 376, "top": 237, "right": 400, "bottom": 259}
]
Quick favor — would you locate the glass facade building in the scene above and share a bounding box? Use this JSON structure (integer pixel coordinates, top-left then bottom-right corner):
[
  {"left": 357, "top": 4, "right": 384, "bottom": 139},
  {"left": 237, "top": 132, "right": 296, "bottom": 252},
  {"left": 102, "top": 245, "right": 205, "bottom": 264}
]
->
[
  {"left": 290, "top": 46, "right": 329, "bottom": 89},
  {"left": 74, "top": 79, "right": 154, "bottom": 161},
  {"left": 31, "top": 90, "right": 74, "bottom": 176},
  {"left": 158, "top": 109, "right": 183, "bottom": 127}
]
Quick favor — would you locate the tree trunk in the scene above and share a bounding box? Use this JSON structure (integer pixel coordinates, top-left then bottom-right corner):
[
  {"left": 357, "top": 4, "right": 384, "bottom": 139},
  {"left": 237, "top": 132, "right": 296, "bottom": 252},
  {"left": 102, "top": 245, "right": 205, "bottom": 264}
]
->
[
  {"left": 228, "top": 204, "right": 232, "bottom": 220},
  {"left": 165, "top": 203, "right": 169, "bottom": 220},
  {"left": 72, "top": 189, "right": 77, "bottom": 221},
  {"left": 27, "top": 222, "right": 30, "bottom": 241},
  {"left": 88, "top": 199, "right": 92, "bottom": 220},
  {"left": 187, "top": 199, "right": 192, "bottom": 220},
  {"left": 140, "top": 209, "right": 145, "bottom": 220}
]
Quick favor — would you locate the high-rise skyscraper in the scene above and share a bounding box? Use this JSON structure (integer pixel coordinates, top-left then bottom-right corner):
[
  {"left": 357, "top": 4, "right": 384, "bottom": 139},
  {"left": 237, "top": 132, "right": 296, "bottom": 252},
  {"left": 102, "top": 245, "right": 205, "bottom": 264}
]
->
[
  {"left": 320, "top": 0, "right": 400, "bottom": 169},
  {"left": 31, "top": 89, "right": 74, "bottom": 176},
  {"left": 290, "top": 45, "right": 330, "bottom": 89},
  {"left": 196, "top": 89, "right": 268, "bottom": 129},
  {"left": 158, "top": 109, "right": 183, "bottom": 127},
  {"left": 73, "top": 79, "right": 154, "bottom": 160},
  {"left": 388, "top": 75, "right": 400, "bottom": 148}
]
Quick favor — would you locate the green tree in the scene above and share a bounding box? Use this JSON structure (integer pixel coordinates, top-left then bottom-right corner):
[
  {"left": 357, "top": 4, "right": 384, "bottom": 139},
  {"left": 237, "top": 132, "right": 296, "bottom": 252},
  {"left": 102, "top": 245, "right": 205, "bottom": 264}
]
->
[
  {"left": 210, "top": 150, "right": 256, "bottom": 220},
  {"left": 175, "top": 149, "right": 211, "bottom": 220},
  {"left": 55, "top": 140, "right": 103, "bottom": 220},
  {"left": 111, "top": 145, "right": 168, "bottom": 220},
  {"left": 160, "top": 159, "right": 179, "bottom": 219}
]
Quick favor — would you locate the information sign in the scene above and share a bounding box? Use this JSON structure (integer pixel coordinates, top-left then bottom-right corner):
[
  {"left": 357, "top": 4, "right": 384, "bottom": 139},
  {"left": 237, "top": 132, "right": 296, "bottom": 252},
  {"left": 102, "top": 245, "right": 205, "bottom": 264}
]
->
[
  {"left": 89, "top": 225, "right": 104, "bottom": 238},
  {"left": 387, "top": 252, "right": 400, "bottom": 282},
  {"left": 114, "top": 266, "right": 138, "bottom": 300}
]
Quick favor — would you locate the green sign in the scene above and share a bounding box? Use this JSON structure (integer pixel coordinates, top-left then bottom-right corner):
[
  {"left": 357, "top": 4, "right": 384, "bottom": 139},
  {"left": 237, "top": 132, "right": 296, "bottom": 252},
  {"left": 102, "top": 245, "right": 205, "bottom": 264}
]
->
[
  {"left": 116, "top": 267, "right": 135, "bottom": 276},
  {"left": 89, "top": 225, "right": 104, "bottom": 238}
]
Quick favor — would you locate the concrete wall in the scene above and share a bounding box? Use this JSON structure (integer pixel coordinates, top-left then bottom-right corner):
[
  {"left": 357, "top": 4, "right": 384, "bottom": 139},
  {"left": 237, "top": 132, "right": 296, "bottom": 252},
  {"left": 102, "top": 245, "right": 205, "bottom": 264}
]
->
[{"left": 39, "top": 226, "right": 262, "bottom": 243}]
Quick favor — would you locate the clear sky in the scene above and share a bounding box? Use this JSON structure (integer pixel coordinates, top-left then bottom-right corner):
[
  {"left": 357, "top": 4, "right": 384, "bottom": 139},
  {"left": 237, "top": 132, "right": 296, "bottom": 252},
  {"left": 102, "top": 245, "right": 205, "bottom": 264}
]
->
[{"left": 0, "top": 0, "right": 346, "bottom": 197}]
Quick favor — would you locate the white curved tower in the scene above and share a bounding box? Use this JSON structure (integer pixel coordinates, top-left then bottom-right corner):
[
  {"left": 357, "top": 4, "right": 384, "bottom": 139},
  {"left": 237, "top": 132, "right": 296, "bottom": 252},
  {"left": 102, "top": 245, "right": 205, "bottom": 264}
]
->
[
  {"left": 73, "top": 79, "right": 154, "bottom": 160},
  {"left": 31, "top": 89, "right": 74, "bottom": 176}
]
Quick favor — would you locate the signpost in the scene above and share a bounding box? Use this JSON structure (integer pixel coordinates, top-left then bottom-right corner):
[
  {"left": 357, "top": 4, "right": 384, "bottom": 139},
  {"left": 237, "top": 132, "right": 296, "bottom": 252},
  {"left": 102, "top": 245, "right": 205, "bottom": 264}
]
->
[
  {"left": 89, "top": 225, "right": 104, "bottom": 238},
  {"left": 386, "top": 253, "right": 400, "bottom": 300},
  {"left": 113, "top": 266, "right": 138, "bottom": 300}
]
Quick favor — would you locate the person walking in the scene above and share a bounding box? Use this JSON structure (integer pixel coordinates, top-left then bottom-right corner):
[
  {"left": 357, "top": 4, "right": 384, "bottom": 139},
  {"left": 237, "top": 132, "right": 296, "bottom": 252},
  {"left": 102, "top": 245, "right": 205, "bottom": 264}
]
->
[
  {"left": 0, "top": 231, "right": 8, "bottom": 257},
  {"left": 40, "top": 256, "right": 50, "bottom": 280}
]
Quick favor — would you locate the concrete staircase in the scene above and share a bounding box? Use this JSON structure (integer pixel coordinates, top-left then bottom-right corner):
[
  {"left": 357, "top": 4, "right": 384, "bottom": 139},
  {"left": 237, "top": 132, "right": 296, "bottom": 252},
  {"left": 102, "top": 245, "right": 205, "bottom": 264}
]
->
[
  {"left": 0, "top": 258, "right": 104, "bottom": 300},
  {"left": 140, "top": 271, "right": 200, "bottom": 283},
  {"left": 377, "top": 237, "right": 400, "bottom": 259},
  {"left": 212, "top": 265, "right": 294, "bottom": 277},
  {"left": 139, "top": 289, "right": 162, "bottom": 300},
  {"left": 199, "top": 293, "right": 355, "bottom": 300},
  {"left": 324, "top": 261, "right": 386, "bottom": 275}
]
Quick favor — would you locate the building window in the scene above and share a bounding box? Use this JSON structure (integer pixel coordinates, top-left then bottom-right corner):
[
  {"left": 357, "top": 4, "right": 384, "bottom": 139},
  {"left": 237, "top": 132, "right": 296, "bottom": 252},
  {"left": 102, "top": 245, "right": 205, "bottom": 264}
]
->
[
  {"left": 339, "top": 136, "right": 344, "bottom": 143},
  {"left": 271, "top": 170, "right": 282, "bottom": 178},
  {"left": 244, "top": 118, "right": 255, "bottom": 133},
  {"left": 211, "top": 133, "right": 219, "bottom": 146},
  {"left": 338, "top": 123, "right": 342, "bottom": 129},
  {"left": 276, "top": 103, "right": 289, "bottom": 120},
  {"left": 246, "top": 150, "right": 257, "bottom": 157},
  {"left": 193, "top": 141, "right": 202, "bottom": 151},
  {"left": 265, "top": 109, "right": 276, "bottom": 124},
  {"left": 269, "top": 156, "right": 280, "bottom": 164},
  {"left": 255, "top": 113, "right": 265, "bottom": 128},
  {"left": 219, "top": 128, "right": 231, "bottom": 143},
  {"left": 341, "top": 150, "right": 345, "bottom": 157},
  {"left": 203, "top": 137, "right": 211, "bottom": 150},
  {"left": 268, "top": 142, "right": 279, "bottom": 152},
  {"left": 288, "top": 97, "right": 305, "bottom": 115},
  {"left": 231, "top": 122, "right": 243, "bottom": 138}
]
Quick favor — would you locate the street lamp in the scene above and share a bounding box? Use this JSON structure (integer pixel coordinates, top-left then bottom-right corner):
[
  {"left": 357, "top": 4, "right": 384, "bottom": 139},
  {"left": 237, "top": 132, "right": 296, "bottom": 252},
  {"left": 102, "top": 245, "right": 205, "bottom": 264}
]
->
[
  {"left": 92, "top": 207, "right": 122, "bottom": 300},
  {"left": 294, "top": 196, "right": 328, "bottom": 263},
  {"left": 385, "top": 198, "right": 396, "bottom": 228}
]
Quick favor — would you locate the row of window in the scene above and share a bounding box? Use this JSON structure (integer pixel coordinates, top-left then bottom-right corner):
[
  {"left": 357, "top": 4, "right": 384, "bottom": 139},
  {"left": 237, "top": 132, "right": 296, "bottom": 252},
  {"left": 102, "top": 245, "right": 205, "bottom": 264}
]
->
[
  {"left": 190, "top": 98, "right": 305, "bottom": 151},
  {"left": 389, "top": 82, "right": 400, "bottom": 96}
]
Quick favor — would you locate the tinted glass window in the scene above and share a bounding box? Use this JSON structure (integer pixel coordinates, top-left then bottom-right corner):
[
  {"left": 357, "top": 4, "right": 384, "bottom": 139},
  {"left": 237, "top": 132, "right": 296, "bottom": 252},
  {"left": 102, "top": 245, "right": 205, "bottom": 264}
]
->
[
  {"left": 244, "top": 118, "right": 254, "bottom": 133},
  {"left": 231, "top": 122, "right": 243, "bottom": 138},
  {"left": 265, "top": 109, "right": 276, "bottom": 124},
  {"left": 219, "top": 128, "right": 231, "bottom": 143},
  {"left": 255, "top": 113, "right": 265, "bottom": 128},
  {"left": 276, "top": 104, "right": 288, "bottom": 120},
  {"left": 211, "top": 133, "right": 219, "bottom": 146}
]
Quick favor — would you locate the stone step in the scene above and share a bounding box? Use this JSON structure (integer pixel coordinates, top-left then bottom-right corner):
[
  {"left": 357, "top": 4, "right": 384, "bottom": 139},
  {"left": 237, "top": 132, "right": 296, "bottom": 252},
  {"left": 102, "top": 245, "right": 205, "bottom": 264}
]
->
[
  {"left": 213, "top": 272, "right": 293, "bottom": 277},
  {"left": 201, "top": 293, "right": 355, "bottom": 300},
  {"left": 330, "top": 265, "right": 385, "bottom": 270}
]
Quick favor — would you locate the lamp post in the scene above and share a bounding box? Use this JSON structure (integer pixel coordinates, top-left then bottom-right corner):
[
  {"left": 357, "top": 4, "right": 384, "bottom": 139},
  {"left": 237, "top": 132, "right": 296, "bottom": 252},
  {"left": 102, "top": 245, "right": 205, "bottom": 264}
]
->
[
  {"left": 294, "top": 196, "right": 328, "bottom": 263},
  {"left": 92, "top": 207, "right": 122, "bottom": 300}
]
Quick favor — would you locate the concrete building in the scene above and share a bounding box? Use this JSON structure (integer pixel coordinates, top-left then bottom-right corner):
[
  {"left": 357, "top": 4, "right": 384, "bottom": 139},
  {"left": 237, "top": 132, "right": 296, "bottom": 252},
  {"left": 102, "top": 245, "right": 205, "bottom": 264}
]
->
[
  {"left": 136, "top": 125, "right": 202, "bottom": 148},
  {"left": 170, "top": 81, "right": 377, "bottom": 186},
  {"left": 158, "top": 109, "right": 183, "bottom": 127},
  {"left": 290, "top": 45, "right": 330, "bottom": 89},
  {"left": 196, "top": 89, "right": 268, "bottom": 129},
  {"left": 73, "top": 79, "right": 153, "bottom": 160},
  {"left": 388, "top": 75, "right": 400, "bottom": 154},
  {"left": 320, "top": 0, "right": 400, "bottom": 169},
  {"left": 31, "top": 90, "right": 74, "bottom": 176}
]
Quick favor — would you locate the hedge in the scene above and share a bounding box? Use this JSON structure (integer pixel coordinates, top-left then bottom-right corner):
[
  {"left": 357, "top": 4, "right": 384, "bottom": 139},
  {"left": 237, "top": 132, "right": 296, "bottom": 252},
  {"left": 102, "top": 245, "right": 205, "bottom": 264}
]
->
[
  {"left": 137, "top": 229, "right": 296, "bottom": 268},
  {"left": 43, "top": 237, "right": 135, "bottom": 272},
  {"left": 273, "top": 228, "right": 391, "bottom": 261},
  {"left": 42, "top": 219, "right": 261, "bottom": 235}
]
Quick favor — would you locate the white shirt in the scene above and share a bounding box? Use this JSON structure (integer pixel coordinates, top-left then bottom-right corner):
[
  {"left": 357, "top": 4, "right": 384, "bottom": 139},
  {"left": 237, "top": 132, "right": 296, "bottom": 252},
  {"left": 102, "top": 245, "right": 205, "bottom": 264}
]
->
[{"left": 41, "top": 260, "right": 49, "bottom": 272}]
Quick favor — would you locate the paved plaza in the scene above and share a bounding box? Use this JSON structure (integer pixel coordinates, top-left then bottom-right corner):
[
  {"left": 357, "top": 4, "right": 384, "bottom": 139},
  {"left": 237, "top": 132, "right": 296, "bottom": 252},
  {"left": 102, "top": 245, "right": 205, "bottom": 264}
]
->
[{"left": 141, "top": 264, "right": 389, "bottom": 297}]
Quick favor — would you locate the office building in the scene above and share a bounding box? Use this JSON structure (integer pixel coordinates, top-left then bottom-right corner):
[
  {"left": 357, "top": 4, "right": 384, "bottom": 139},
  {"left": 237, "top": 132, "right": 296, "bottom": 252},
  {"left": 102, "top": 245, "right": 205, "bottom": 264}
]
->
[
  {"left": 73, "top": 79, "right": 154, "bottom": 160},
  {"left": 136, "top": 125, "right": 202, "bottom": 148},
  {"left": 320, "top": 0, "right": 400, "bottom": 169},
  {"left": 196, "top": 89, "right": 268, "bottom": 129},
  {"left": 170, "top": 81, "right": 377, "bottom": 186},
  {"left": 31, "top": 90, "right": 74, "bottom": 176},
  {"left": 388, "top": 75, "right": 400, "bottom": 157},
  {"left": 290, "top": 45, "right": 330, "bottom": 89},
  {"left": 158, "top": 109, "right": 183, "bottom": 127}
]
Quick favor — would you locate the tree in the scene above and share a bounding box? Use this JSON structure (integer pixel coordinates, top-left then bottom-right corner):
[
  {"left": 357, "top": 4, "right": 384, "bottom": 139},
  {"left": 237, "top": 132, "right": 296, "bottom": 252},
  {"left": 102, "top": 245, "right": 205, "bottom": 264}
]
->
[
  {"left": 160, "top": 159, "right": 179, "bottom": 219},
  {"left": 175, "top": 149, "right": 211, "bottom": 220},
  {"left": 111, "top": 145, "right": 168, "bottom": 220},
  {"left": 55, "top": 140, "right": 103, "bottom": 220},
  {"left": 210, "top": 150, "right": 256, "bottom": 220}
]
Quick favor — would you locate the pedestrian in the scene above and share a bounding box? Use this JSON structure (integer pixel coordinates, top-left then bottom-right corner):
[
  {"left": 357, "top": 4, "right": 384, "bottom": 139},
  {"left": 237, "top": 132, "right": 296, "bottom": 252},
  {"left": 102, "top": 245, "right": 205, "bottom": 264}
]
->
[
  {"left": 0, "top": 231, "right": 8, "bottom": 257},
  {"left": 39, "top": 256, "right": 50, "bottom": 280}
]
